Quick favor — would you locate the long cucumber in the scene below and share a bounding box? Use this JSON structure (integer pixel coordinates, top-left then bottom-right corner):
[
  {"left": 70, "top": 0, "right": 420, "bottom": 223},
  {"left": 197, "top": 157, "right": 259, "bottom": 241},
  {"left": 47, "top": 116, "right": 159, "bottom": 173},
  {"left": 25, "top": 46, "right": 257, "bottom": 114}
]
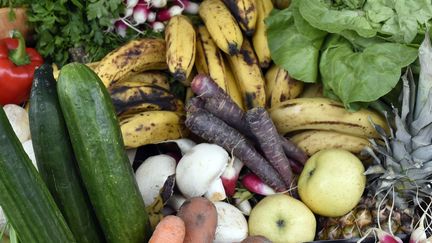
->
[
  {"left": 29, "top": 64, "right": 105, "bottom": 243},
  {"left": 57, "top": 63, "right": 151, "bottom": 243}
]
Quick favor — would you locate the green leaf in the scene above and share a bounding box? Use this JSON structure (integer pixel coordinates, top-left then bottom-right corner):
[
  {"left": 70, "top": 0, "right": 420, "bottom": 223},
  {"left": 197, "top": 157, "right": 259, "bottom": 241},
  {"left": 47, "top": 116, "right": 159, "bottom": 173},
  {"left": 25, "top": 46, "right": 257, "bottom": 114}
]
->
[
  {"left": 266, "top": 3, "right": 327, "bottom": 83},
  {"left": 320, "top": 34, "right": 418, "bottom": 109}
]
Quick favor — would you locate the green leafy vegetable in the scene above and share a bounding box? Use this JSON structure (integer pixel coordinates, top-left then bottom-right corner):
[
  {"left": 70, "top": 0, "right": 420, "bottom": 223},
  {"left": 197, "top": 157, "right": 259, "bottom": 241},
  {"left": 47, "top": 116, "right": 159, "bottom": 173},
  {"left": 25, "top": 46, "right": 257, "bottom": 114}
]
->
[
  {"left": 267, "top": 0, "right": 432, "bottom": 109},
  {"left": 320, "top": 35, "right": 417, "bottom": 110}
]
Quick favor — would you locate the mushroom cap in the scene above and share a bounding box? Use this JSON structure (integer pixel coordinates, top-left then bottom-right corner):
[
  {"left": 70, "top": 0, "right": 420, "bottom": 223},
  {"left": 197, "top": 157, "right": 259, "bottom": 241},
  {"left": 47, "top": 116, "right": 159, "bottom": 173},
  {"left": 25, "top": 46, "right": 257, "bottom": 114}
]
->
[
  {"left": 176, "top": 143, "right": 228, "bottom": 198},
  {"left": 135, "top": 154, "right": 176, "bottom": 205}
]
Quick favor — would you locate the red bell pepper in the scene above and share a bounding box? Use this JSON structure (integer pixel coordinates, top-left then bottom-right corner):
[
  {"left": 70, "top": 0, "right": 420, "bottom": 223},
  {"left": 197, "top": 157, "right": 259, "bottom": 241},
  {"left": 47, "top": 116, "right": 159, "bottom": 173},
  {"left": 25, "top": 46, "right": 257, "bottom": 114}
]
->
[{"left": 0, "top": 31, "right": 43, "bottom": 105}]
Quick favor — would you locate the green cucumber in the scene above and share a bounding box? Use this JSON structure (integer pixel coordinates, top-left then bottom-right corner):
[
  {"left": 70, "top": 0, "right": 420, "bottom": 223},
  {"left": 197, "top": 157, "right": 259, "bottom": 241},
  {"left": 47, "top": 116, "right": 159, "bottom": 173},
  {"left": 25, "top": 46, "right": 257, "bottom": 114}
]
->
[
  {"left": 29, "top": 64, "right": 105, "bottom": 243},
  {"left": 57, "top": 63, "right": 151, "bottom": 243},
  {"left": 0, "top": 104, "right": 75, "bottom": 242}
]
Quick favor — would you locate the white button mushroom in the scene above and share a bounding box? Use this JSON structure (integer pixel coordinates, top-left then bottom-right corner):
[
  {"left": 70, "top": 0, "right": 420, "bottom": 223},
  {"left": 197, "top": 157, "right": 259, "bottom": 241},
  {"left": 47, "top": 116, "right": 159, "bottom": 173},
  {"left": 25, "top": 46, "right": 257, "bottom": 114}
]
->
[
  {"left": 214, "top": 201, "right": 248, "bottom": 243},
  {"left": 167, "top": 138, "right": 196, "bottom": 155},
  {"left": 135, "top": 154, "right": 176, "bottom": 206},
  {"left": 176, "top": 143, "right": 228, "bottom": 201}
]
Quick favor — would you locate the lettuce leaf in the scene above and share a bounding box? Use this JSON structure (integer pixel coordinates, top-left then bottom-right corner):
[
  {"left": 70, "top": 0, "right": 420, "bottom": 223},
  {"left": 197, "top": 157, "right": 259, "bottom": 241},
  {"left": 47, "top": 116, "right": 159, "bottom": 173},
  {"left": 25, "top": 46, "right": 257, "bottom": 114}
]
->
[
  {"left": 266, "top": 4, "right": 327, "bottom": 83},
  {"left": 320, "top": 35, "right": 418, "bottom": 109}
]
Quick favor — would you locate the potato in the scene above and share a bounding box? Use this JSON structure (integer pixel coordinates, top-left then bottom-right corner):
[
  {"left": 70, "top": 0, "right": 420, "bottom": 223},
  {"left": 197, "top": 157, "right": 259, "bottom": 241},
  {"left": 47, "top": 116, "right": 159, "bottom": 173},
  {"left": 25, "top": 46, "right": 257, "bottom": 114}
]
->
[
  {"left": 177, "top": 197, "right": 217, "bottom": 243},
  {"left": 241, "top": 235, "right": 273, "bottom": 243}
]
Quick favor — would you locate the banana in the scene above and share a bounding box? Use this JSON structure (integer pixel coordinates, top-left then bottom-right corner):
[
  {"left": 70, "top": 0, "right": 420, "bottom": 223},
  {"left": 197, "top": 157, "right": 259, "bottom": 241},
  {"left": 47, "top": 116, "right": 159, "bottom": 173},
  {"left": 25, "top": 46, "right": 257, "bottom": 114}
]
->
[
  {"left": 223, "top": 57, "right": 245, "bottom": 110},
  {"left": 199, "top": 0, "right": 243, "bottom": 55},
  {"left": 194, "top": 34, "right": 210, "bottom": 75},
  {"left": 109, "top": 83, "right": 184, "bottom": 115},
  {"left": 265, "top": 64, "right": 303, "bottom": 108},
  {"left": 269, "top": 97, "right": 389, "bottom": 138},
  {"left": 223, "top": 0, "right": 258, "bottom": 36},
  {"left": 116, "top": 71, "right": 170, "bottom": 90},
  {"left": 165, "top": 15, "right": 196, "bottom": 81},
  {"left": 226, "top": 38, "right": 266, "bottom": 109},
  {"left": 252, "top": 0, "right": 273, "bottom": 68},
  {"left": 120, "top": 111, "right": 186, "bottom": 148},
  {"left": 95, "top": 38, "right": 167, "bottom": 87},
  {"left": 299, "top": 83, "right": 324, "bottom": 98},
  {"left": 196, "top": 25, "right": 229, "bottom": 91},
  {"left": 290, "top": 130, "right": 370, "bottom": 156}
]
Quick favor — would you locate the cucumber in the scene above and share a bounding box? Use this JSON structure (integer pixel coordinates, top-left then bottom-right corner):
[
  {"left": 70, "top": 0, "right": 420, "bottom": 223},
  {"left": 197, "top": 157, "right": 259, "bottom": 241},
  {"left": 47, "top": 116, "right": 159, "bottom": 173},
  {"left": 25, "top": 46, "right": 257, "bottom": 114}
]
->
[
  {"left": 29, "top": 64, "right": 105, "bottom": 243},
  {"left": 0, "top": 105, "right": 76, "bottom": 242},
  {"left": 57, "top": 63, "right": 151, "bottom": 243}
]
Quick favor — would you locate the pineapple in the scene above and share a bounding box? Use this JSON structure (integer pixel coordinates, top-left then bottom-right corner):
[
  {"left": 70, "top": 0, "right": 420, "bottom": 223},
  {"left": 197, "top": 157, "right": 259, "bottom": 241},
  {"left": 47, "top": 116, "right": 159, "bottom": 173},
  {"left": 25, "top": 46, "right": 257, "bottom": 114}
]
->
[{"left": 317, "top": 69, "right": 432, "bottom": 240}]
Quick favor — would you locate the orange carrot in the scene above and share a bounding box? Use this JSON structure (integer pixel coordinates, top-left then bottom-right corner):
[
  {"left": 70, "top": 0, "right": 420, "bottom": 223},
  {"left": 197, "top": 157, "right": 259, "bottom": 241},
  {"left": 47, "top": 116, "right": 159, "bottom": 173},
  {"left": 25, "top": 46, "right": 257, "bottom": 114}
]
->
[{"left": 148, "top": 215, "right": 186, "bottom": 243}]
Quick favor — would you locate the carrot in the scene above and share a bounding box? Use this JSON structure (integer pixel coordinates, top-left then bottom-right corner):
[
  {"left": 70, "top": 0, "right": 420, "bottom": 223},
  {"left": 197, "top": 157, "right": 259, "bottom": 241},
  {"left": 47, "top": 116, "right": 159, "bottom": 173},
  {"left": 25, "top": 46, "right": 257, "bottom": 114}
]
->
[
  {"left": 149, "top": 215, "right": 186, "bottom": 243},
  {"left": 245, "top": 107, "right": 293, "bottom": 186},
  {"left": 177, "top": 197, "right": 217, "bottom": 243},
  {"left": 185, "top": 104, "right": 287, "bottom": 192},
  {"left": 190, "top": 74, "right": 307, "bottom": 165}
]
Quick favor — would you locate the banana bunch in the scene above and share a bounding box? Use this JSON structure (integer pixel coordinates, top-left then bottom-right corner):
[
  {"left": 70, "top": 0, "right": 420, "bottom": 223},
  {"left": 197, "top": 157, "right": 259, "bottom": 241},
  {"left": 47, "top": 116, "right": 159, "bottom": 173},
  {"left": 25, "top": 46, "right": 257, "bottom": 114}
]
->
[{"left": 269, "top": 97, "right": 389, "bottom": 156}]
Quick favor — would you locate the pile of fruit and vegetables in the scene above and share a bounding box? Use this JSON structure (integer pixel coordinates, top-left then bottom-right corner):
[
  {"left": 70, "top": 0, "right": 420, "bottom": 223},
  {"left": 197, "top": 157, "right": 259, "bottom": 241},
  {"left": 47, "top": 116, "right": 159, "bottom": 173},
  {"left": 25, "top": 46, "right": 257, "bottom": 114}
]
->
[{"left": 1, "top": 0, "right": 432, "bottom": 242}]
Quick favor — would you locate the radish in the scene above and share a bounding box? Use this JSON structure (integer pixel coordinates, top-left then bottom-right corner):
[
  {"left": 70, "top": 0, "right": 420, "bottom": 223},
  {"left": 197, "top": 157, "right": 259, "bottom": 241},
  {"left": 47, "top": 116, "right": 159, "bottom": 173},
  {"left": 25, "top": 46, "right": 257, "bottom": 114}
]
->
[
  {"left": 357, "top": 228, "right": 403, "bottom": 243},
  {"left": 124, "top": 7, "right": 134, "bottom": 18},
  {"left": 241, "top": 173, "right": 276, "bottom": 196},
  {"left": 133, "top": 2, "right": 151, "bottom": 24},
  {"left": 221, "top": 156, "right": 243, "bottom": 197},
  {"left": 409, "top": 202, "right": 432, "bottom": 243},
  {"left": 151, "top": 21, "right": 165, "bottom": 32},
  {"left": 234, "top": 198, "right": 251, "bottom": 216},
  {"left": 114, "top": 20, "right": 128, "bottom": 37},
  {"left": 174, "top": 0, "right": 199, "bottom": 14},
  {"left": 146, "top": 0, "right": 167, "bottom": 8},
  {"left": 147, "top": 11, "right": 157, "bottom": 23},
  {"left": 156, "top": 5, "right": 183, "bottom": 22},
  {"left": 125, "top": 0, "right": 139, "bottom": 8}
]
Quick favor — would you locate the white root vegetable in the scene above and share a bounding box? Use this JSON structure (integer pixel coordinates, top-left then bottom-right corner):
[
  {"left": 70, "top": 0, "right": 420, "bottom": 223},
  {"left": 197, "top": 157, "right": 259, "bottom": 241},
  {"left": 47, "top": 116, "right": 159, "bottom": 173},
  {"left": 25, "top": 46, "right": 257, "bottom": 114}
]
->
[
  {"left": 3, "top": 104, "right": 30, "bottom": 142},
  {"left": 235, "top": 198, "right": 252, "bottom": 216},
  {"left": 135, "top": 154, "right": 176, "bottom": 205},
  {"left": 22, "top": 140, "right": 38, "bottom": 169},
  {"left": 176, "top": 143, "right": 228, "bottom": 201},
  {"left": 213, "top": 201, "right": 248, "bottom": 243}
]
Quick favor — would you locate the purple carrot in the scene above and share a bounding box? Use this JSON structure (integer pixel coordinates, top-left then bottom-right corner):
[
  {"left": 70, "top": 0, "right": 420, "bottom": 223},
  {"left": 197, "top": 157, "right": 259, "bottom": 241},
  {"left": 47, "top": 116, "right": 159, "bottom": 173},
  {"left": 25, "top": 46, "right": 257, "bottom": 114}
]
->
[
  {"left": 185, "top": 105, "right": 287, "bottom": 192},
  {"left": 245, "top": 107, "right": 293, "bottom": 186},
  {"left": 191, "top": 74, "right": 308, "bottom": 166}
]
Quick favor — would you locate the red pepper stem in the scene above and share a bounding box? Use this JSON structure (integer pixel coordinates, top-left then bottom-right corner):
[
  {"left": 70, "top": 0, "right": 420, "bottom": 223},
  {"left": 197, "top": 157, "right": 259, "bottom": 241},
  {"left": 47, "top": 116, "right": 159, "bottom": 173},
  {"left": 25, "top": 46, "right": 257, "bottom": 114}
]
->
[{"left": 9, "top": 30, "right": 31, "bottom": 66}]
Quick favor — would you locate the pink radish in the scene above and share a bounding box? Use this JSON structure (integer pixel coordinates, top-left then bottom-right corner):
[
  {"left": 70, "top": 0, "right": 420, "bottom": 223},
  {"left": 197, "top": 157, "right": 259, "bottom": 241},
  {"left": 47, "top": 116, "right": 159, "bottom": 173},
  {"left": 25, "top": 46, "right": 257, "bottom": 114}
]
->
[
  {"left": 147, "top": 11, "right": 157, "bottom": 23},
  {"left": 156, "top": 5, "right": 183, "bottom": 22},
  {"left": 221, "top": 157, "right": 243, "bottom": 197},
  {"left": 133, "top": 2, "right": 151, "bottom": 24},
  {"left": 241, "top": 173, "right": 276, "bottom": 196},
  {"left": 174, "top": 0, "right": 199, "bottom": 14},
  {"left": 151, "top": 21, "right": 165, "bottom": 32},
  {"left": 358, "top": 228, "right": 403, "bottom": 243},
  {"left": 125, "top": 0, "right": 139, "bottom": 8},
  {"left": 114, "top": 20, "right": 128, "bottom": 37},
  {"left": 409, "top": 202, "right": 432, "bottom": 243},
  {"left": 124, "top": 7, "right": 134, "bottom": 18}
]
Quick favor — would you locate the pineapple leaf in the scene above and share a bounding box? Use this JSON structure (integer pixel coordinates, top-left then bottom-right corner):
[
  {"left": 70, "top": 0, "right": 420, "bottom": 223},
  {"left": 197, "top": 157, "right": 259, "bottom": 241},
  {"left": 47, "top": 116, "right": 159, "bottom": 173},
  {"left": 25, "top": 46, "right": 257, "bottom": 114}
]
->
[{"left": 410, "top": 88, "right": 432, "bottom": 135}]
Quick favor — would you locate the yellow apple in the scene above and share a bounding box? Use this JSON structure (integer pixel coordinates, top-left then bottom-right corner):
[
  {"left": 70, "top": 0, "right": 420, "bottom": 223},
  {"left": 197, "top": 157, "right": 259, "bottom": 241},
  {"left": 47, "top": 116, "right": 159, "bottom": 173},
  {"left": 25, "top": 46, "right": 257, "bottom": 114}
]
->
[
  {"left": 248, "top": 194, "right": 316, "bottom": 243},
  {"left": 298, "top": 148, "right": 366, "bottom": 217}
]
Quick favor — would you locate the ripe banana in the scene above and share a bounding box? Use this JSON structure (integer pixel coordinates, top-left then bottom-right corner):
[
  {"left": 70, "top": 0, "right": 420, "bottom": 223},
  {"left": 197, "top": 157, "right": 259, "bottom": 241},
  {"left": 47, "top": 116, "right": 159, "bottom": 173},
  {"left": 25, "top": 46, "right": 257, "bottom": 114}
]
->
[
  {"left": 265, "top": 64, "right": 303, "bottom": 108},
  {"left": 226, "top": 38, "right": 266, "bottom": 109},
  {"left": 269, "top": 98, "right": 389, "bottom": 138},
  {"left": 299, "top": 83, "right": 324, "bottom": 98},
  {"left": 195, "top": 34, "right": 210, "bottom": 75},
  {"left": 95, "top": 38, "right": 167, "bottom": 87},
  {"left": 199, "top": 0, "right": 243, "bottom": 55},
  {"left": 290, "top": 130, "right": 370, "bottom": 156},
  {"left": 165, "top": 15, "right": 196, "bottom": 81},
  {"left": 120, "top": 111, "right": 186, "bottom": 148},
  {"left": 223, "top": 57, "right": 245, "bottom": 110},
  {"left": 117, "top": 71, "right": 170, "bottom": 90},
  {"left": 109, "top": 83, "right": 184, "bottom": 115},
  {"left": 196, "top": 25, "right": 229, "bottom": 91},
  {"left": 223, "top": 0, "right": 258, "bottom": 36},
  {"left": 252, "top": 0, "right": 273, "bottom": 68}
]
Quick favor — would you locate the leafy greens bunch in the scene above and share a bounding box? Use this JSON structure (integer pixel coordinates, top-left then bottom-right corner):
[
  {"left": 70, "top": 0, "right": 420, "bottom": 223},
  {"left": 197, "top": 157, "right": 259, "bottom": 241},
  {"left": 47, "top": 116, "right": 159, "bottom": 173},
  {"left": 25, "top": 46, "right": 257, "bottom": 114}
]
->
[
  {"left": 266, "top": 0, "right": 432, "bottom": 110},
  {"left": 24, "top": 0, "right": 159, "bottom": 66}
]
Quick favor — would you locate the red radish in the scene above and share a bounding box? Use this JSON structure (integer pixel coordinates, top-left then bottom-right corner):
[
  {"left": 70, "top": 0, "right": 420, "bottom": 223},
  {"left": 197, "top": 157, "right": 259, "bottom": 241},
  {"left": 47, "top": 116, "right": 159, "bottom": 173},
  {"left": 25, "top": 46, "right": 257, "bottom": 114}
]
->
[
  {"left": 241, "top": 173, "right": 276, "bottom": 196},
  {"left": 133, "top": 2, "right": 151, "bottom": 24},
  {"left": 409, "top": 203, "right": 431, "bottom": 243},
  {"left": 156, "top": 5, "right": 184, "bottom": 22},
  {"left": 115, "top": 20, "right": 128, "bottom": 37},
  {"left": 147, "top": 11, "right": 157, "bottom": 22},
  {"left": 151, "top": 21, "right": 165, "bottom": 32},
  {"left": 147, "top": 0, "right": 168, "bottom": 8},
  {"left": 124, "top": 7, "right": 134, "bottom": 18},
  {"left": 174, "top": 0, "right": 199, "bottom": 14},
  {"left": 357, "top": 228, "right": 403, "bottom": 243},
  {"left": 221, "top": 157, "right": 243, "bottom": 197}
]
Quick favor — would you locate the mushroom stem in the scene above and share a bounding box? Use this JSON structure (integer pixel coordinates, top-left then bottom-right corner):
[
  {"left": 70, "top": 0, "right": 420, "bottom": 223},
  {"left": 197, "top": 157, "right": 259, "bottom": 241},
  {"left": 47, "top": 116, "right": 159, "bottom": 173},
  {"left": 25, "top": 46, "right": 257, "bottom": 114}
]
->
[
  {"left": 166, "top": 193, "right": 187, "bottom": 211},
  {"left": 204, "top": 177, "right": 226, "bottom": 201}
]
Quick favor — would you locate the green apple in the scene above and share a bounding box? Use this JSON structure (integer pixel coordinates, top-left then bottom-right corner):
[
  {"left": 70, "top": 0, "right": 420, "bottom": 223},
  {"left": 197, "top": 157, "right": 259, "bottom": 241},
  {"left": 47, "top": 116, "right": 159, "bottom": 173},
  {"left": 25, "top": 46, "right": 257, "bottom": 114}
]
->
[
  {"left": 248, "top": 194, "right": 316, "bottom": 243},
  {"left": 298, "top": 148, "right": 366, "bottom": 217}
]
